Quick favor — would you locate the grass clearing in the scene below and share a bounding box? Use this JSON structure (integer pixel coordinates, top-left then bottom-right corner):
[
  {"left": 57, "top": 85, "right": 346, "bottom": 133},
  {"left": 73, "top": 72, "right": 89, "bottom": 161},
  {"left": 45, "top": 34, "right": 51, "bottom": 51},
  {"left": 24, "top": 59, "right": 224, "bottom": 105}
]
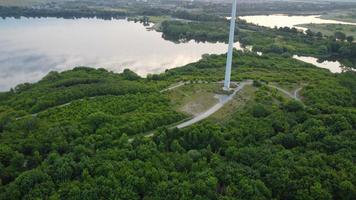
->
[
  {"left": 269, "top": 82, "right": 301, "bottom": 92},
  {"left": 209, "top": 84, "right": 256, "bottom": 123},
  {"left": 0, "top": 0, "right": 45, "bottom": 7},
  {"left": 148, "top": 16, "right": 171, "bottom": 30},
  {"left": 148, "top": 16, "right": 171, "bottom": 24},
  {"left": 168, "top": 82, "right": 221, "bottom": 116},
  {"left": 320, "top": 10, "right": 356, "bottom": 23},
  {"left": 298, "top": 23, "right": 356, "bottom": 38}
]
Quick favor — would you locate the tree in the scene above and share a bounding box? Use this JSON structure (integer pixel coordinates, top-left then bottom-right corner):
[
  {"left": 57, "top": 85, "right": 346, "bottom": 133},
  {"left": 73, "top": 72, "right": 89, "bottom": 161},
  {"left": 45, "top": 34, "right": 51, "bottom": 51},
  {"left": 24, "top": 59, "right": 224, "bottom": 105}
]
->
[
  {"left": 253, "top": 80, "right": 262, "bottom": 87},
  {"left": 284, "top": 100, "right": 304, "bottom": 112},
  {"left": 251, "top": 104, "right": 270, "bottom": 118},
  {"left": 122, "top": 69, "right": 140, "bottom": 80},
  {"left": 328, "top": 41, "right": 341, "bottom": 53},
  {"left": 346, "top": 36, "right": 354, "bottom": 43},
  {"left": 310, "top": 182, "right": 332, "bottom": 200},
  {"left": 334, "top": 31, "right": 346, "bottom": 41},
  {"left": 306, "top": 29, "right": 314, "bottom": 37},
  {"left": 87, "top": 112, "right": 112, "bottom": 131},
  {"left": 0, "top": 145, "right": 13, "bottom": 167},
  {"left": 14, "top": 169, "right": 52, "bottom": 196},
  {"left": 338, "top": 180, "right": 356, "bottom": 200},
  {"left": 171, "top": 140, "right": 185, "bottom": 153},
  {"left": 0, "top": 108, "right": 15, "bottom": 132}
]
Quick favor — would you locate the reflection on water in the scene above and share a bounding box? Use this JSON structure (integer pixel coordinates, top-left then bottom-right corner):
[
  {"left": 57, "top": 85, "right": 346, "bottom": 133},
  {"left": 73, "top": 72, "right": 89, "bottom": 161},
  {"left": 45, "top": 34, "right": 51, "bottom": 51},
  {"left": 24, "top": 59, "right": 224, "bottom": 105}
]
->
[
  {"left": 240, "top": 14, "right": 356, "bottom": 31},
  {"left": 0, "top": 17, "right": 243, "bottom": 91},
  {"left": 241, "top": 14, "right": 355, "bottom": 73},
  {"left": 293, "top": 55, "right": 343, "bottom": 73}
]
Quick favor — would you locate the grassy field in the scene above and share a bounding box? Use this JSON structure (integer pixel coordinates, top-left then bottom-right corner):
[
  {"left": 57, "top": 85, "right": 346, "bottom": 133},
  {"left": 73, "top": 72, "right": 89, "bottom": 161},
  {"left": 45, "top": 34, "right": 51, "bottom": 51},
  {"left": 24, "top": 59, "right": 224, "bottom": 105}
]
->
[
  {"left": 168, "top": 83, "right": 260, "bottom": 123},
  {"left": 148, "top": 16, "right": 172, "bottom": 30},
  {"left": 167, "top": 82, "right": 221, "bottom": 117},
  {"left": 148, "top": 16, "right": 171, "bottom": 24},
  {"left": 299, "top": 23, "right": 356, "bottom": 38},
  {"left": 320, "top": 9, "right": 356, "bottom": 23},
  {"left": 209, "top": 84, "right": 256, "bottom": 123},
  {"left": 0, "top": 0, "right": 45, "bottom": 7}
]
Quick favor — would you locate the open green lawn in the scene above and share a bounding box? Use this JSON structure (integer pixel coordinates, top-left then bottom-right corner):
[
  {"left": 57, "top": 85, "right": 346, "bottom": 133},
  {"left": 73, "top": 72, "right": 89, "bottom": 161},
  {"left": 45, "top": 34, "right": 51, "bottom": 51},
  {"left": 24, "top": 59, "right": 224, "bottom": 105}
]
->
[
  {"left": 167, "top": 82, "right": 221, "bottom": 116},
  {"left": 209, "top": 84, "right": 256, "bottom": 123},
  {"left": 148, "top": 15, "right": 171, "bottom": 24},
  {"left": 320, "top": 9, "right": 356, "bottom": 23},
  {"left": 299, "top": 23, "right": 356, "bottom": 38},
  {"left": 0, "top": 0, "right": 45, "bottom": 7},
  {"left": 148, "top": 15, "right": 172, "bottom": 30}
]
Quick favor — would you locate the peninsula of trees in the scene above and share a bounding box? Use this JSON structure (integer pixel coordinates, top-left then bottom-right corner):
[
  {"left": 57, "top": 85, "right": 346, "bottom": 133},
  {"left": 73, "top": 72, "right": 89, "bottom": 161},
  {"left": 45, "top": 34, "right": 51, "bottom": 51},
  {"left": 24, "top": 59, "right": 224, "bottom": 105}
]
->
[{"left": 0, "top": 51, "right": 355, "bottom": 199}]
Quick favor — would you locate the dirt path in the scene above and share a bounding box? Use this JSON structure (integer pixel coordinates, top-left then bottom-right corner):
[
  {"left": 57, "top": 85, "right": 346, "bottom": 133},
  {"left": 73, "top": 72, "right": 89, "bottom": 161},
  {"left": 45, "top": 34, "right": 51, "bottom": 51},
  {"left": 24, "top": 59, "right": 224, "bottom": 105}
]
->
[
  {"left": 294, "top": 87, "right": 303, "bottom": 100},
  {"left": 17, "top": 82, "right": 187, "bottom": 121},
  {"left": 160, "top": 82, "right": 188, "bottom": 93},
  {"left": 267, "top": 85, "right": 302, "bottom": 101},
  {"left": 130, "top": 81, "right": 303, "bottom": 140},
  {"left": 133, "top": 80, "right": 253, "bottom": 140},
  {"left": 15, "top": 96, "right": 99, "bottom": 120}
]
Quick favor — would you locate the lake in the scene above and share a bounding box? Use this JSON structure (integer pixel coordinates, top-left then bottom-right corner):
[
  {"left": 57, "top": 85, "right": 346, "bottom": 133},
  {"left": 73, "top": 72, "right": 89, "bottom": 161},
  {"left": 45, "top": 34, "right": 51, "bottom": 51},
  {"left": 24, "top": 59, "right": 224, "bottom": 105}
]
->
[
  {"left": 0, "top": 17, "right": 245, "bottom": 91},
  {"left": 293, "top": 55, "right": 344, "bottom": 73},
  {"left": 1, "top": 15, "right": 353, "bottom": 91},
  {"left": 241, "top": 14, "right": 356, "bottom": 73}
]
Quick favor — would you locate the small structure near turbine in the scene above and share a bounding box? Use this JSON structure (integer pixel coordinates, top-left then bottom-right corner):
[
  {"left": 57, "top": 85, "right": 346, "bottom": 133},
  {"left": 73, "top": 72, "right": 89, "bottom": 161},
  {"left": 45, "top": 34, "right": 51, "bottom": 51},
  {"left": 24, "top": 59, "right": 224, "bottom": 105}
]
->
[{"left": 223, "top": 0, "right": 238, "bottom": 90}]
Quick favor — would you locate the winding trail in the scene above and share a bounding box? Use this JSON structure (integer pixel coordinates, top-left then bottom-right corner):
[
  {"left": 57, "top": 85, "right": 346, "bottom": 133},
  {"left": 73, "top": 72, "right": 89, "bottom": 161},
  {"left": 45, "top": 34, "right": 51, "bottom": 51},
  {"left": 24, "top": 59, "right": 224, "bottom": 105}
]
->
[
  {"left": 143, "top": 82, "right": 302, "bottom": 135},
  {"left": 154, "top": 80, "right": 305, "bottom": 131},
  {"left": 129, "top": 81, "right": 304, "bottom": 141},
  {"left": 266, "top": 85, "right": 302, "bottom": 101},
  {"left": 294, "top": 87, "right": 303, "bottom": 100},
  {"left": 137, "top": 80, "right": 253, "bottom": 139},
  {"left": 17, "top": 82, "right": 189, "bottom": 121},
  {"left": 160, "top": 82, "right": 187, "bottom": 93},
  {"left": 16, "top": 96, "right": 98, "bottom": 120},
  {"left": 17, "top": 79, "right": 304, "bottom": 142}
]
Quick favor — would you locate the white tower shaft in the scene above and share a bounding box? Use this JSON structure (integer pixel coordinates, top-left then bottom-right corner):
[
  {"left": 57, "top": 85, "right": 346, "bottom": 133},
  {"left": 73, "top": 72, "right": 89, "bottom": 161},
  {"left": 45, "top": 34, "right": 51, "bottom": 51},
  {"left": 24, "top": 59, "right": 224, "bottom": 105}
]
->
[{"left": 224, "top": 0, "right": 238, "bottom": 90}]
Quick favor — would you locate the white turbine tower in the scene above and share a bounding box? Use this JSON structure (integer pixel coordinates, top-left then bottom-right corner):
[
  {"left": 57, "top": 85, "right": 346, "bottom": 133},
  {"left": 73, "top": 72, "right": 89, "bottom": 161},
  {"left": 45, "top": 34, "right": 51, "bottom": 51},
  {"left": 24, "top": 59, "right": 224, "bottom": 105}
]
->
[{"left": 224, "top": 0, "right": 238, "bottom": 90}]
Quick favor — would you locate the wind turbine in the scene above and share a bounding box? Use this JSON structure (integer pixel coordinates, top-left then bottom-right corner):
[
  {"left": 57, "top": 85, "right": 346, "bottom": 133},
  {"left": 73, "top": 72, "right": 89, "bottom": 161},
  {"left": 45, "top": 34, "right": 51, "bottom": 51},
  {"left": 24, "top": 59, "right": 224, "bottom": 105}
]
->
[{"left": 223, "top": 0, "right": 238, "bottom": 90}]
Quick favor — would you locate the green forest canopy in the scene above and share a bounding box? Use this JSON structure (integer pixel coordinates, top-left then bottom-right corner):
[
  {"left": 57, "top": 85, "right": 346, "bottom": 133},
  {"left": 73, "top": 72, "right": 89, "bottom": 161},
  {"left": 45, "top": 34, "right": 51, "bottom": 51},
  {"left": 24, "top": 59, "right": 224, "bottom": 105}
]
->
[{"left": 0, "top": 52, "right": 355, "bottom": 199}]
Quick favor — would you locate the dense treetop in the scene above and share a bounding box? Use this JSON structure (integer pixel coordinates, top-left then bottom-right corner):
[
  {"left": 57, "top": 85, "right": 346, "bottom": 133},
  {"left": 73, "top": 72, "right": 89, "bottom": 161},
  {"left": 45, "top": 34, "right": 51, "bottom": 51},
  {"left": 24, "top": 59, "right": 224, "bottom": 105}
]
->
[
  {"left": 0, "top": 1, "right": 355, "bottom": 198},
  {"left": 160, "top": 19, "right": 356, "bottom": 69},
  {"left": 0, "top": 51, "right": 355, "bottom": 199}
]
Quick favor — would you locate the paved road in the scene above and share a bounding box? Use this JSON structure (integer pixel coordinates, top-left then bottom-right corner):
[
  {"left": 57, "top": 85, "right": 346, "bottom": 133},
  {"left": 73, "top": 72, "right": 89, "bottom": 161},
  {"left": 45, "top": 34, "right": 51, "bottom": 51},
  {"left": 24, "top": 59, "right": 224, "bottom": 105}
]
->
[{"left": 176, "top": 80, "right": 253, "bottom": 129}]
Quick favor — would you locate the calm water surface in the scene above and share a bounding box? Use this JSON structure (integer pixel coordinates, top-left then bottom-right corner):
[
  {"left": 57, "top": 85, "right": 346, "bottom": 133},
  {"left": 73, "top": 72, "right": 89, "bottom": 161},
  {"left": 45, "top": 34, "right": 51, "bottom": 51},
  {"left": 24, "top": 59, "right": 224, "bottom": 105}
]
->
[
  {"left": 1, "top": 16, "right": 352, "bottom": 91},
  {"left": 241, "top": 14, "right": 356, "bottom": 73},
  {"left": 293, "top": 55, "right": 344, "bottom": 73},
  {"left": 0, "top": 17, "right": 245, "bottom": 91}
]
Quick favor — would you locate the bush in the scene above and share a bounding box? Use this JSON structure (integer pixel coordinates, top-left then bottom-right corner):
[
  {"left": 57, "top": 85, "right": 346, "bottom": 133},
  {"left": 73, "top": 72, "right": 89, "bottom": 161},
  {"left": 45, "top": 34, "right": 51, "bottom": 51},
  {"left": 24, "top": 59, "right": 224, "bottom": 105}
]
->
[
  {"left": 253, "top": 80, "right": 262, "bottom": 87},
  {"left": 284, "top": 100, "right": 304, "bottom": 112},
  {"left": 251, "top": 104, "right": 271, "bottom": 118}
]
